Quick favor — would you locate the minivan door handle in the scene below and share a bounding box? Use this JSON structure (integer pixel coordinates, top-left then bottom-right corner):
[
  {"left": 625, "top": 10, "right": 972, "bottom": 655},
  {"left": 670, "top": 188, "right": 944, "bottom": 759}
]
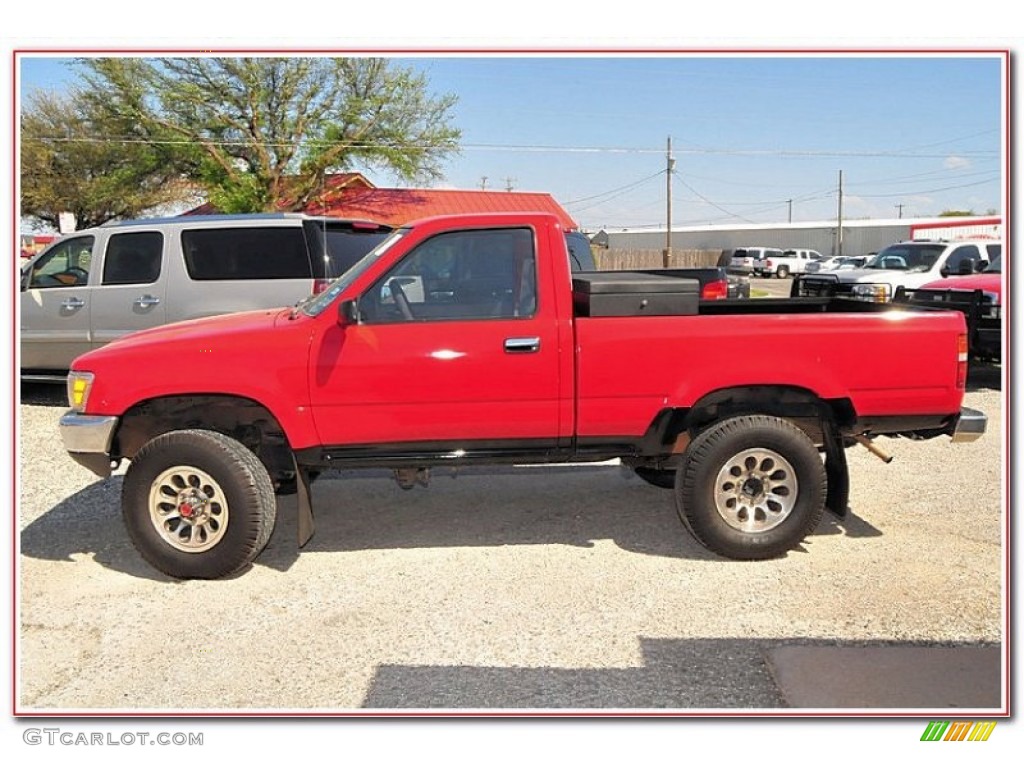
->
[
  {"left": 134, "top": 295, "right": 161, "bottom": 309},
  {"left": 60, "top": 297, "right": 85, "bottom": 310},
  {"left": 504, "top": 336, "right": 541, "bottom": 354}
]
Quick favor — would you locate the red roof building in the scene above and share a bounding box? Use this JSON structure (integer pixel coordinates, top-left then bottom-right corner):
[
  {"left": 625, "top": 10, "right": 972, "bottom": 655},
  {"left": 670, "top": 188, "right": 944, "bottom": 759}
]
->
[
  {"left": 183, "top": 174, "right": 578, "bottom": 230},
  {"left": 307, "top": 187, "right": 576, "bottom": 230}
]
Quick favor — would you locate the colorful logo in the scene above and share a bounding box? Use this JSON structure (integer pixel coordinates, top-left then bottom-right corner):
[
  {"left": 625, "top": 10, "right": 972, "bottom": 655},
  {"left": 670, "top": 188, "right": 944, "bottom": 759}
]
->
[{"left": 921, "top": 721, "right": 997, "bottom": 742}]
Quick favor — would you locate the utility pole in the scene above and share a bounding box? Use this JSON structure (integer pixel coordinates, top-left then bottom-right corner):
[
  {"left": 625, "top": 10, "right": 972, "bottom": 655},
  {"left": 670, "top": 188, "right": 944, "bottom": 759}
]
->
[
  {"left": 479, "top": 176, "right": 488, "bottom": 191},
  {"left": 896, "top": 203, "right": 904, "bottom": 219},
  {"left": 836, "top": 170, "right": 844, "bottom": 256},
  {"left": 505, "top": 177, "right": 516, "bottom": 192},
  {"left": 664, "top": 136, "right": 675, "bottom": 268},
  {"left": 787, "top": 199, "right": 793, "bottom": 224}
]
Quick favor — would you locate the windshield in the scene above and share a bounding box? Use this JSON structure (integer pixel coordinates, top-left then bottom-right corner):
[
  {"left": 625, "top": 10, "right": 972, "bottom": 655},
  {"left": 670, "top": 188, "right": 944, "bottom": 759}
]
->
[
  {"left": 298, "top": 229, "right": 409, "bottom": 317},
  {"left": 984, "top": 254, "right": 1002, "bottom": 273},
  {"left": 865, "top": 243, "right": 945, "bottom": 272}
]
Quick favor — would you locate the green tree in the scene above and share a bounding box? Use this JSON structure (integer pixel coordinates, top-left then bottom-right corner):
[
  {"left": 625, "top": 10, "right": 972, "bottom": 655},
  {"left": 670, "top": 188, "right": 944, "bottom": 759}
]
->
[
  {"left": 80, "top": 57, "right": 461, "bottom": 213},
  {"left": 938, "top": 209, "right": 975, "bottom": 217},
  {"left": 20, "top": 89, "right": 189, "bottom": 229}
]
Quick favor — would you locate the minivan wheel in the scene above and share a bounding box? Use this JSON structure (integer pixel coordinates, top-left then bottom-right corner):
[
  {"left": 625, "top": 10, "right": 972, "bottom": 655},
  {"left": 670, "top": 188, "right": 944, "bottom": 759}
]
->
[
  {"left": 122, "top": 429, "right": 277, "bottom": 579},
  {"left": 677, "top": 415, "right": 825, "bottom": 560}
]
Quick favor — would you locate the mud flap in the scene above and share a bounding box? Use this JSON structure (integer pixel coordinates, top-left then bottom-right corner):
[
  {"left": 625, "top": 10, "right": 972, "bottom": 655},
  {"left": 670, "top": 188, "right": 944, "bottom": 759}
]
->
[
  {"left": 292, "top": 457, "right": 316, "bottom": 547},
  {"left": 822, "top": 423, "right": 849, "bottom": 518}
]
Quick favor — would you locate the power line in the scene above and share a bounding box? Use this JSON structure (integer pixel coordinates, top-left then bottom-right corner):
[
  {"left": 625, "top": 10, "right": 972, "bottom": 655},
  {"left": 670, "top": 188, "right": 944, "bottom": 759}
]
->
[
  {"left": 853, "top": 176, "right": 1000, "bottom": 198},
  {"left": 562, "top": 170, "right": 663, "bottom": 205},
  {"left": 25, "top": 134, "right": 1001, "bottom": 160},
  {"left": 671, "top": 170, "right": 759, "bottom": 225}
]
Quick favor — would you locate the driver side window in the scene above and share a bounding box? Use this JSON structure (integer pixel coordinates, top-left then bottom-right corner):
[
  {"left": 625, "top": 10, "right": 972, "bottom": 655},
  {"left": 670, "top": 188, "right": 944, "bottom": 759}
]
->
[
  {"left": 361, "top": 228, "right": 537, "bottom": 324},
  {"left": 28, "top": 236, "right": 95, "bottom": 289}
]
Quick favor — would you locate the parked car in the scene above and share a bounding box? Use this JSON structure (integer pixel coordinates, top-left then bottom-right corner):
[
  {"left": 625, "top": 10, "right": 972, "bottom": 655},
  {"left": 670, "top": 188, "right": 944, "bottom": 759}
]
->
[
  {"left": 793, "top": 239, "right": 1000, "bottom": 303},
  {"left": 754, "top": 248, "right": 824, "bottom": 278},
  {"left": 728, "top": 246, "right": 782, "bottom": 276},
  {"left": 60, "top": 212, "right": 985, "bottom": 578},
  {"left": 901, "top": 253, "right": 1002, "bottom": 360},
  {"left": 805, "top": 255, "right": 868, "bottom": 274},
  {"left": 20, "top": 214, "right": 394, "bottom": 380}
]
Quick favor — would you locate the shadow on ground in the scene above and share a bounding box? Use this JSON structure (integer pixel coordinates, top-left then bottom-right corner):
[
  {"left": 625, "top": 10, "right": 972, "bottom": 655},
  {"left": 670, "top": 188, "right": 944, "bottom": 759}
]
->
[
  {"left": 361, "top": 637, "right": 1002, "bottom": 710},
  {"left": 21, "top": 465, "right": 882, "bottom": 581}
]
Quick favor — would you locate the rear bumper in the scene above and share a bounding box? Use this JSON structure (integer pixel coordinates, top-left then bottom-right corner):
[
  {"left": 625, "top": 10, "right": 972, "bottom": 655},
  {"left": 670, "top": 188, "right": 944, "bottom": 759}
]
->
[
  {"left": 60, "top": 411, "right": 118, "bottom": 477},
  {"left": 950, "top": 407, "right": 987, "bottom": 443}
]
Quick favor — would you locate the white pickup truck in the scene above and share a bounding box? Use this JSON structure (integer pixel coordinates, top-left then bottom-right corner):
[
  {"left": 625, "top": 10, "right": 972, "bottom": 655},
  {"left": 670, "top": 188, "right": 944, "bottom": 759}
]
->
[
  {"left": 754, "top": 248, "right": 824, "bottom": 279},
  {"left": 794, "top": 239, "right": 1001, "bottom": 302}
]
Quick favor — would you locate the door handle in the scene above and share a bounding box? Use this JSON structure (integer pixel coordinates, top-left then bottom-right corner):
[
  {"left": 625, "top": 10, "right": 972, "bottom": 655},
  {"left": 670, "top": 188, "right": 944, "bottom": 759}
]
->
[
  {"left": 60, "top": 298, "right": 85, "bottom": 310},
  {"left": 504, "top": 336, "right": 541, "bottom": 354},
  {"left": 134, "top": 295, "right": 161, "bottom": 309}
]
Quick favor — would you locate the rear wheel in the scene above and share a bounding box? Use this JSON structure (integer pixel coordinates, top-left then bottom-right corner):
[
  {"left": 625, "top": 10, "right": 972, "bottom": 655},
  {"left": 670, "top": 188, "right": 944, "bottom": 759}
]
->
[
  {"left": 677, "top": 415, "right": 825, "bottom": 560},
  {"left": 776, "top": 265, "right": 790, "bottom": 279},
  {"left": 122, "top": 429, "right": 277, "bottom": 579}
]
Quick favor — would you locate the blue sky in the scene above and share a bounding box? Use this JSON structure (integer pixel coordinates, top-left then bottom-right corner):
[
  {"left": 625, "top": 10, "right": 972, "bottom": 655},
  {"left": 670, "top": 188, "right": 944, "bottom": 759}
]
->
[{"left": 18, "top": 53, "right": 1004, "bottom": 231}]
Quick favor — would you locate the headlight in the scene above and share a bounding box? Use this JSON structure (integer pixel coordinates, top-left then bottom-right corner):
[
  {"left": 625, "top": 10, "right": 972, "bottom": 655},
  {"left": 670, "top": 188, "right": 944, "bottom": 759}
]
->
[
  {"left": 66, "top": 371, "right": 95, "bottom": 412},
  {"left": 851, "top": 283, "right": 891, "bottom": 302}
]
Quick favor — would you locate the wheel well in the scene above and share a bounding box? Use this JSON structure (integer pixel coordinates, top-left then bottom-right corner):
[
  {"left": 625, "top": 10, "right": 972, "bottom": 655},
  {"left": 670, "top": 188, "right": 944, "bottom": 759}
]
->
[
  {"left": 113, "top": 395, "right": 294, "bottom": 480},
  {"left": 645, "top": 386, "right": 855, "bottom": 454}
]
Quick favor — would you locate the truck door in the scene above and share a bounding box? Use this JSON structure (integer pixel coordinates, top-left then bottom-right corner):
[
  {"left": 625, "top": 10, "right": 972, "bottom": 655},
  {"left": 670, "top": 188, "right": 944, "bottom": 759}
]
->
[
  {"left": 310, "top": 226, "right": 564, "bottom": 448},
  {"left": 20, "top": 234, "right": 96, "bottom": 372},
  {"left": 90, "top": 230, "right": 167, "bottom": 348}
]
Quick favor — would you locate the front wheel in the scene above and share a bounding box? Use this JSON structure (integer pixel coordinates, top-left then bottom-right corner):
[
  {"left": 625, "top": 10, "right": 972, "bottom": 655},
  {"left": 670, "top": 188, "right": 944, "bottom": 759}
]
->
[
  {"left": 677, "top": 415, "right": 825, "bottom": 560},
  {"left": 122, "top": 429, "right": 277, "bottom": 579}
]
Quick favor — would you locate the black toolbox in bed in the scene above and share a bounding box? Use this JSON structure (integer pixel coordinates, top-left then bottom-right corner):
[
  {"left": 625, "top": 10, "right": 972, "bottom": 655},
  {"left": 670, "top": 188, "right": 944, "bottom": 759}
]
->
[{"left": 571, "top": 272, "right": 700, "bottom": 317}]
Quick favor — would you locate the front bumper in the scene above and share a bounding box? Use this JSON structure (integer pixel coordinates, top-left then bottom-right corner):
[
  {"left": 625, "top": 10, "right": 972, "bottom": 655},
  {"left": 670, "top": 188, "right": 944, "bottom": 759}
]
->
[
  {"left": 950, "top": 407, "right": 987, "bottom": 443},
  {"left": 59, "top": 411, "right": 119, "bottom": 477}
]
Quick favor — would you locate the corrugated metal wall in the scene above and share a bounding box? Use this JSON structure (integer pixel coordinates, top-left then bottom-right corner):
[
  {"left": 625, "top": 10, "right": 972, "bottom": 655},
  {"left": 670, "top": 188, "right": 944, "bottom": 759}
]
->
[{"left": 602, "top": 223, "right": 915, "bottom": 256}]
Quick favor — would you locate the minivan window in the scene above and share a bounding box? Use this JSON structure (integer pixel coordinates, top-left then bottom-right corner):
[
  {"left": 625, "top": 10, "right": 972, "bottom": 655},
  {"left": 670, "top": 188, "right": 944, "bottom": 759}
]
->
[
  {"left": 28, "top": 235, "right": 95, "bottom": 288},
  {"left": 300, "top": 229, "right": 409, "bottom": 317},
  {"left": 302, "top": 221, "right": 393, "bottom": 278},
  {"left": 182, "top": 227, "right": 311, "bottom": 280},
  {"left": 102, "top": 231, "right": 163, "bottom": 285}
]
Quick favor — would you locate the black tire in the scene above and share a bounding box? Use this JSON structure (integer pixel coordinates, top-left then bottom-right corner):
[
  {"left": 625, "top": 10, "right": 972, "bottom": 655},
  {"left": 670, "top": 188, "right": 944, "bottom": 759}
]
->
[
  {"left": 677, "top": 415, "right": 825, "bottom": 560},
  {"left": 634, "top": 467, "right": 676, "bottom": 489},
  {"left": 122, "top": 429, "right": 277, "bottom": 579},
  {"left": 776, "top": 265, "right": 790, "bottom": 279}
]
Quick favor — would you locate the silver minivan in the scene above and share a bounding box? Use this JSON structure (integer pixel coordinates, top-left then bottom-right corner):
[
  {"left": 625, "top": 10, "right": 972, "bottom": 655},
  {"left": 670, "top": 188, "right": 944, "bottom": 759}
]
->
[{"left": 20, "top": 213, "right": 392, "bottom": 379}]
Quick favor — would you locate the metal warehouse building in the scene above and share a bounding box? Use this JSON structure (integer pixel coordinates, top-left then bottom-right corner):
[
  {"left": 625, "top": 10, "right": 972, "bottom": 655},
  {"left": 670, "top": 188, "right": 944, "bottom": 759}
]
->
[{"left": 592, "top": 216, "right": 1002, "bottom": 257}]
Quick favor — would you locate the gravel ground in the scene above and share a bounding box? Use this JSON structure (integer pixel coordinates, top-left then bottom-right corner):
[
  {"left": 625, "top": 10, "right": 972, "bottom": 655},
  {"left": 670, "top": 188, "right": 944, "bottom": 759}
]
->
[{"left": 16, "top": 367, "right": 1004, "bottom": 712}]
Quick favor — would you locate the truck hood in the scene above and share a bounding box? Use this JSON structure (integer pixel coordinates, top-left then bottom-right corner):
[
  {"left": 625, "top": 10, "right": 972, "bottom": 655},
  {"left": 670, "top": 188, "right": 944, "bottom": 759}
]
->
[
  {"left": 72, "top": 308, "right": 294, "bottom": 368},
  {"left": 919, "top": 273, "right": 1002, "bottom": 297},
  {"left": 822, "top": 268, "right": 933, "bottom": 285}
]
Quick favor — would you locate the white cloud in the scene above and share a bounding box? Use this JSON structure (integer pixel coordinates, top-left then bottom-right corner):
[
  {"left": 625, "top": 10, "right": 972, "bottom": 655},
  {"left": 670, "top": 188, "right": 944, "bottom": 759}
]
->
[{"left": 944, "top": 155, "right": 972, "bottom": 170}]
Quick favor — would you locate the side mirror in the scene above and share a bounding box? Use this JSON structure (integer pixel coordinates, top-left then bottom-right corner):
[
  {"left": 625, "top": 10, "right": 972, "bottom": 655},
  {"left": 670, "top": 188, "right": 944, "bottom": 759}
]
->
[
  {"left": 975, "top": 260, "right": 989, "bottom": 273},
  {"left": 338, "top": 298, "right": 359, "bottom": 327}
]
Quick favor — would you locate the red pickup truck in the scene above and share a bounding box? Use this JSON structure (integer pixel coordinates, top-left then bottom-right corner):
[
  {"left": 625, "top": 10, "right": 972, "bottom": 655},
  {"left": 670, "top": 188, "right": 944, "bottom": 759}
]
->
[{"left": 59, "top": 213, "right": 986, "bottom": 579}]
